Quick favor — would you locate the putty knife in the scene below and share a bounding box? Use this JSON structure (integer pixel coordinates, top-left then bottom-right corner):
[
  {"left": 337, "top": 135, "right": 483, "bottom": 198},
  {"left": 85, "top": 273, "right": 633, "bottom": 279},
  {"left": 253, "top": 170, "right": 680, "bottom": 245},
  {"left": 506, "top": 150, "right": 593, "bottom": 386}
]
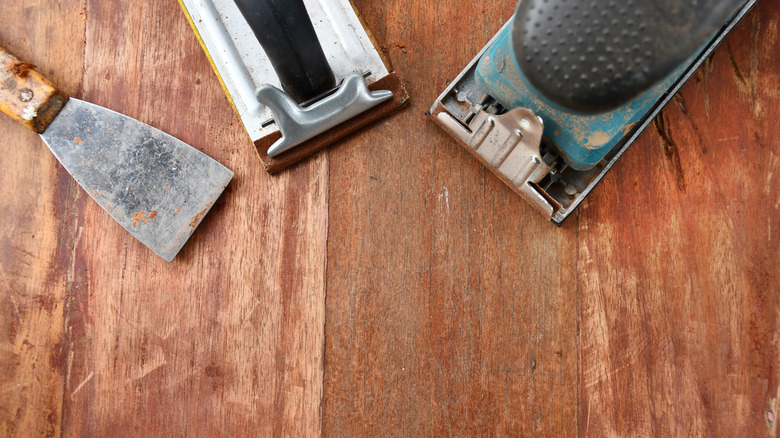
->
[{"left": 0, "top": 45, "right": 233, "bottom": 261}]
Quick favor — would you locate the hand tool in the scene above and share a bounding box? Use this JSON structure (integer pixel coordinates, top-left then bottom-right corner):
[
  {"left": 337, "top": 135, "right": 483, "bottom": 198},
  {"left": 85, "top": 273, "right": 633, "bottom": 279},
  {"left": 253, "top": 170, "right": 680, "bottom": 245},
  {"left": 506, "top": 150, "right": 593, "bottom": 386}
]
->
[
  {"left": 178, "top": 0, "right": 409, "bottom": 173},
  {"left": 429, "top": 0, "right": 757, "bottom": 224},
  {"left": 0, "top": 45, "right": 233, "bottom": 261}
]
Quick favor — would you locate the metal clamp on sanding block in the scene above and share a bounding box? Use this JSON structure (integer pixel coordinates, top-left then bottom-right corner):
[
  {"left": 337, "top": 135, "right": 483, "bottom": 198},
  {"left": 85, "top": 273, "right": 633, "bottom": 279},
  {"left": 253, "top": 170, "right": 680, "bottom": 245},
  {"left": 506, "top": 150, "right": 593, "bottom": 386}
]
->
[
  {"left": 178, "top": 0, "right": 409, "bottom": 173},
  {"left": 429, "top": 0, "right": 758, "bottom": 225},
  {"left": 258, "top": 73, "right": 393, "bottom": 157}
]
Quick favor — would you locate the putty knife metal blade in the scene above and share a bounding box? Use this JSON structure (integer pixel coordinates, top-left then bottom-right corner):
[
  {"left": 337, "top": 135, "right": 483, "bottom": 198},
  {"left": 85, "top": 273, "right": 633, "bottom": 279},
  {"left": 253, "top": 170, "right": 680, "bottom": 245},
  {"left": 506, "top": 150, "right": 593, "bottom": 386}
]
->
[
  {"left": 0, "top": 45, "right": 233, "bottom": 261},
  {"left": 41, "top": 99, "right": 233, "bottom": 261}
]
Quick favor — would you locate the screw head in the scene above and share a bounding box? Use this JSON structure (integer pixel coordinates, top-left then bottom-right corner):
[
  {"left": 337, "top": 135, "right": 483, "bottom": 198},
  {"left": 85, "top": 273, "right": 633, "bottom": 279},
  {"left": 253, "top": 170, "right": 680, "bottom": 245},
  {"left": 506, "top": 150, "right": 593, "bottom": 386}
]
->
[{"left": 19, "top": 88, "right": 34, "bottom": 102}]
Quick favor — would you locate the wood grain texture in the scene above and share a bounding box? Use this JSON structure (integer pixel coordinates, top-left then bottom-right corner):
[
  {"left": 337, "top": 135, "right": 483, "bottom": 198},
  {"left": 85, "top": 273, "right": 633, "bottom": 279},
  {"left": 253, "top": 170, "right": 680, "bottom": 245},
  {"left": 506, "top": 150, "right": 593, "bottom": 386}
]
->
[
  {"left": 578, "top": 1, "right": 780, "bottom": 437},
  {"left": 1, "top": 0, "right": 326, "bottom": 436},
  {"left": 58, "top": 0, "right": 327, "bottom": 436},
  {"left": 0, "top": 1, "right": 86, "bottom": 436},
  {"left": 2, "top": 0, "right": 778, "bottom": 436},
  {"left": 322, "top": 1, "right": 579, "bottom": 436}
]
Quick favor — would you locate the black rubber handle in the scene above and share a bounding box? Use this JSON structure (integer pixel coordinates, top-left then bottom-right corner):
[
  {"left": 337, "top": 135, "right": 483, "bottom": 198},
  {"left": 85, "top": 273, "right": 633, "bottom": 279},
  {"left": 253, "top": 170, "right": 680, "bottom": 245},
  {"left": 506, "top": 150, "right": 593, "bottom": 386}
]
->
[
  {"left": 234, "top": 0, "right": 336, "bottom": 103},
  {"left": 512, "top": 0, "right": 748, "bottom": 113}
]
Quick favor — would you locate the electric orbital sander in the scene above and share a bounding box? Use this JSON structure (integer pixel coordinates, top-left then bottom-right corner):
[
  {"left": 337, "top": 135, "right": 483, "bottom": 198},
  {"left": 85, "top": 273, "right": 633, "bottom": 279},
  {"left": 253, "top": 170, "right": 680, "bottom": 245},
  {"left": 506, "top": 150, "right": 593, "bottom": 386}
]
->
[{"left": 430, "top": 0, "right": 756, "bottom": 224}]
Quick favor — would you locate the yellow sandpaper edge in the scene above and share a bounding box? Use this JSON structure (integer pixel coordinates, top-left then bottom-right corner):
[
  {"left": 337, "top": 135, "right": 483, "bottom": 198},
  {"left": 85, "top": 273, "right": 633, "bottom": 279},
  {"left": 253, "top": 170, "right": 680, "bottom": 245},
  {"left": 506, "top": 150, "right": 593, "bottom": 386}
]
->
[{"left": 176, "top": 0, "right": 263, "bottom": 161}]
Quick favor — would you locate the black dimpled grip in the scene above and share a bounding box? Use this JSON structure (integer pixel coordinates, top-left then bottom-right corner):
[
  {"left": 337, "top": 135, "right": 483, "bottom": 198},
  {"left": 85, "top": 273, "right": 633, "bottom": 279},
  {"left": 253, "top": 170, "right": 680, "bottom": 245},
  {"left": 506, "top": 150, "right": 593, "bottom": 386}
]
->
[{"left": 512, "top": 0, "right": 746, "bottom": 113}]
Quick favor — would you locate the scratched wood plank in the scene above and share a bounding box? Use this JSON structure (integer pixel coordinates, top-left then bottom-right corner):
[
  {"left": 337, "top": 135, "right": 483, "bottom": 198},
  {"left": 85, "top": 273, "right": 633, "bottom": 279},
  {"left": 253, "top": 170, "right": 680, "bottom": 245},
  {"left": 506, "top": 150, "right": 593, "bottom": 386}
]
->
[
  {"left": 323, "top": 1, "right": 579, "bottom": 436},
  {"left": 0, "top": 1, "right": 86, "bottom": 436},
  {"left": 49, "top": 0, "right": 327, "bottom": 436},
  {"left": 578, "top": 1, "right": 780, "bottom": 436}
]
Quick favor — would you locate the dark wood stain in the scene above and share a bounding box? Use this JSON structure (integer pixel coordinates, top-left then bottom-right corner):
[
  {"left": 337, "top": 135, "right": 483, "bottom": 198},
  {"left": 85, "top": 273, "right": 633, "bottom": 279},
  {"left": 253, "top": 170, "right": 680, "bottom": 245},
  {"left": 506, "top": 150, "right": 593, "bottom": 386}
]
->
[
  {"left": 653, "top": 112, "right": 688, "bottom": 193},
  {"left": 727, "top": 41, "right": 748, "bottom": 87}
]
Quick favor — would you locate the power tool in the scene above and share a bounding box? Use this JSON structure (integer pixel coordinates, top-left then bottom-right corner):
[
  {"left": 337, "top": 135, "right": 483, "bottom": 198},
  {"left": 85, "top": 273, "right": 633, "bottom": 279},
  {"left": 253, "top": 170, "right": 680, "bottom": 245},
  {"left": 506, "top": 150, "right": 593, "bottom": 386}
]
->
[{"left": 429, "top": 0, "right": 757, "bottom": 224}]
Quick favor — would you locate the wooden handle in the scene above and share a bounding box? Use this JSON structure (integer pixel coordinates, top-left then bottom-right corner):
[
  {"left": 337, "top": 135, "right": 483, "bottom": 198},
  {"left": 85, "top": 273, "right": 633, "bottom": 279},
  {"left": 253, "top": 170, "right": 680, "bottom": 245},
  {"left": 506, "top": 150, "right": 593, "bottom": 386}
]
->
[{"left": 0, "top": 45, "right": 68, "bottom": 133}]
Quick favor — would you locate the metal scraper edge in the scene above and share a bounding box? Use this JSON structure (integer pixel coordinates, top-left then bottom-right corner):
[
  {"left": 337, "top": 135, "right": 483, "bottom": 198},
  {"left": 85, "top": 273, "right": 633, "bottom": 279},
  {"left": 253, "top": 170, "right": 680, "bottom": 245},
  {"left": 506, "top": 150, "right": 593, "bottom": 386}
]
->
[{"left": 177, "top": 0, "right": 390, "bottom": 147}]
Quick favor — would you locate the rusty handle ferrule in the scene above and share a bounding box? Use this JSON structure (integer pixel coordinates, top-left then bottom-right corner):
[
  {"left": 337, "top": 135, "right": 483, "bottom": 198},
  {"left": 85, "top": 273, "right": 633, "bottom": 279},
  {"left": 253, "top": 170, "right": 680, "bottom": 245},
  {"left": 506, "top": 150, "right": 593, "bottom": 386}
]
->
[{"left": 0, "top": 45, "right": 68, "bottom": 133}]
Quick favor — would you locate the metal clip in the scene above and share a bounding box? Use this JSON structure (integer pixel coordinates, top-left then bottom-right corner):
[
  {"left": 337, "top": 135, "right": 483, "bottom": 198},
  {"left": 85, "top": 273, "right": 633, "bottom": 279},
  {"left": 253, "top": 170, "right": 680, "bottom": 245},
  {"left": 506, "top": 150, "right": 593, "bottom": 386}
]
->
[
  {"left": 257, "top": 73, "right": 393, "bottom": 157},
  {"left": 436, "top": 107, "right": 556, "bottom": 216}
]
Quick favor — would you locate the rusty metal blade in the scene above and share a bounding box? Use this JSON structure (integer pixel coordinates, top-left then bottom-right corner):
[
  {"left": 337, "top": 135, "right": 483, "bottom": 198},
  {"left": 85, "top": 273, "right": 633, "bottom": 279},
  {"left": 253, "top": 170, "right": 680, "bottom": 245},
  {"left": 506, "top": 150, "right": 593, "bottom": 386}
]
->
[{"left": 40, "top": 99, "right": 233, "bottom": 261}]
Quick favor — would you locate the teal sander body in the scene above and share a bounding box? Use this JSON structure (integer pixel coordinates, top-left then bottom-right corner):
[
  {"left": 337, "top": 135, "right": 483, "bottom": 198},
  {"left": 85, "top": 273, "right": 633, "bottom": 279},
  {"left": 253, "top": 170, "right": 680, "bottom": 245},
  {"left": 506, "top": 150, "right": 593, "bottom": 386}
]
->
[
  {"left": 429, "top": 0, "right": 758, "bottom": 224},
  {"left": 475, "top": 26, "right": 691, "bottom": 171}
]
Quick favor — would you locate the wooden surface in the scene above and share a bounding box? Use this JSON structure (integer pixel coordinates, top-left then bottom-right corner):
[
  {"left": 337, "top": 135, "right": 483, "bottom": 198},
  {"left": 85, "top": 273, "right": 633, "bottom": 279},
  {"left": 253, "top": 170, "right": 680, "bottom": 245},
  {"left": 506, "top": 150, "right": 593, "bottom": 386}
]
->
[
  {"left": 0, "top": 1, "right": 777, "bottom": 438},
  {"left": 578, "top": 3, "right": 780, "bottom": 436},
  {"left": 323, "top": 1, "right": 578, "bottom": 436},
  {"left": 324, "top": 0, "right": 778, "bottom": 436},
  {"left": 0, "top": 0, "right": 326, "bottom": 436}
]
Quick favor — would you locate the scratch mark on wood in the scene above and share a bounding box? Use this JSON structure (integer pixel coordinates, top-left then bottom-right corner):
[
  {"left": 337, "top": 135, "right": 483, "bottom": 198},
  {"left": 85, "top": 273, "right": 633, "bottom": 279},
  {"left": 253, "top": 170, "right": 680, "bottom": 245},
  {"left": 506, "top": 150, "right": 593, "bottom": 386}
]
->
[
  {"left": 65, "top": 350, "right": 74, "bottom": 389},
  {"left": 750, "top": 10, "right": 761, "bottom": 84},
  {"left": 768, "top": 153, "right": 778, "bottom": 196},
  {"left": 438, "top": 186, "right": 450, "bottom": 215},
  {"left": 8, "top": 294, "right": 21, "bottom": 319},
  {"left": 70, "top": 371, "right": 94, "bottom": 400},
  {"left": 131, "top": 355, "right": 166, "bottom": 382},
  {"left": 697, "top": 54, "right": 716, "bottom": 119},
  {"left": 585, "top": 399, "right": 591, "bottom": 434}
]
